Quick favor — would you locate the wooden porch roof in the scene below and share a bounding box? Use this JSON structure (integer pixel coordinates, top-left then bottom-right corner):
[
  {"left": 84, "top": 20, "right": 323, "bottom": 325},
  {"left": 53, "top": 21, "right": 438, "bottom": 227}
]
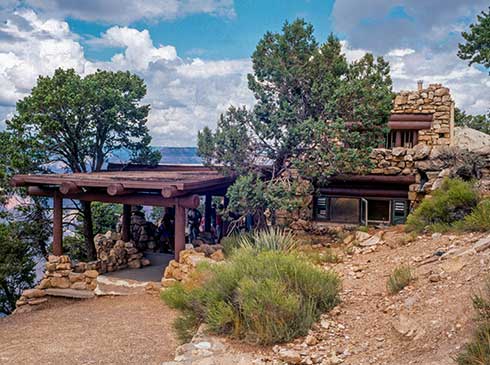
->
[{"left": 11, "top": 165, "right": 234, "bottom": 197}]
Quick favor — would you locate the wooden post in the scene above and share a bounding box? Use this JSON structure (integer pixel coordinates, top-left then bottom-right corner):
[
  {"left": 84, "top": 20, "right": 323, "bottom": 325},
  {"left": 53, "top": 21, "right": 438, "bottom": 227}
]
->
[
  {"left": 53, "top": 191, "right": 63, "bottom": 256},
  {"left": 395, "top": 131, "right": 402, "bottom": 147},
  {"left": 122, "top": 204, "right": 131, "bottom": 242},
  {"left": 174, "top": 204, "right": 185, "bottom": 260},
  {"left": 204, "top": 193, "right": 212, "bottom": 232}
]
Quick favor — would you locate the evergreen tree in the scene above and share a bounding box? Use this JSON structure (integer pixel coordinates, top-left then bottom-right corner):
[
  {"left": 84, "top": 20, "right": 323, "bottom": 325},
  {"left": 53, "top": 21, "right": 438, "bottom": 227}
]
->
[{"left": 458, "top": 7, "right": 490, "bottom": 72}]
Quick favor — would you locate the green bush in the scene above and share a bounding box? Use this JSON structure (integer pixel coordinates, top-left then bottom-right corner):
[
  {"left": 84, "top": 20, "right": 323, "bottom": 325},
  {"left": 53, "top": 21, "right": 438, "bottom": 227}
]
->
[
  {"left": 461, "top": 199, "right": 490, "bottom": 232},
  {"left": 456, "top": 278, "right": 490, "bottom": 364},
  {"left": 387, "top": 265, "right": 414, "bottom": 294},
  {"left": 161, "top": 249, "right": 341, "bottom": 344},
  {"left": 406, "top": 178, "right": 479, "bottom": 233},
  {"left": 222, "top": 228, "right": 296, "bottom": 256},
  {"left": 238, "top": 228, "right": 297, "bottom": 253},
  {"left": 300, "top": 247, "right": 341, "bottom": 265}
]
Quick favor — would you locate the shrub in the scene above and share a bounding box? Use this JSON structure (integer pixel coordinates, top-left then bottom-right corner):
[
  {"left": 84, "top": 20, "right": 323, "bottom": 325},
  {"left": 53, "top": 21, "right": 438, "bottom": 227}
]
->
[
  {"left": 387, "top": 265, "right": 414, "bottom": 294},
  {"left": 406, "top": 178, "right": 479, "bottom": 233},
  {"left": 456, "top": 277, "right": 490, "bottom": 364},
  {"left": 161, "top": 249, "right": 341, "bottom": 344},
  {"left": 461, "top": 199, "right": 490, "bottom": 232},
  {"left": 300, "top": 247, "right": 342, "bottom": 265},
  {"left": 241, "top": 227, "right": 297, "bottom": 252}
]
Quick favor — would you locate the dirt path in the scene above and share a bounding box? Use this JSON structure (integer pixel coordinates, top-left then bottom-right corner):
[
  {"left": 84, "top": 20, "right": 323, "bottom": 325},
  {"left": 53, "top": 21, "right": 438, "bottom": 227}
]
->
[{"left": 0, "top": 294, "right": 178, "bottom": 365}]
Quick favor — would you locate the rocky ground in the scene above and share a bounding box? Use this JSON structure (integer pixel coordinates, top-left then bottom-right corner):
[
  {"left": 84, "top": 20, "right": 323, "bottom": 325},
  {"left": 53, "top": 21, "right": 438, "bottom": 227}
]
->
[
  {"left": 2, "top": 227, "right": 488, "bottom": 365},
  {"left": 268, "top": 226, "right": 490, "bottom": 365}
]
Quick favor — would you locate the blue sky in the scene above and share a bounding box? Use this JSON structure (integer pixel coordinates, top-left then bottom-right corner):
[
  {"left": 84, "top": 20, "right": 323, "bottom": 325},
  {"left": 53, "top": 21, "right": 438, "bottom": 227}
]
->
[
  {"left": 71, "top": 0, "right": 335, "bottom": 61},
  {"left": 0, "top": 1, "right": 488, "bottom": 146}
]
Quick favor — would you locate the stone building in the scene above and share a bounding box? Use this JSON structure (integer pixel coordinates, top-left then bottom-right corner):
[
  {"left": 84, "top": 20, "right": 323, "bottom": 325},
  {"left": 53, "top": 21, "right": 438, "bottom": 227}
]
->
[{"left": 306, "top": 81, "right": 487, "bottom": 227}]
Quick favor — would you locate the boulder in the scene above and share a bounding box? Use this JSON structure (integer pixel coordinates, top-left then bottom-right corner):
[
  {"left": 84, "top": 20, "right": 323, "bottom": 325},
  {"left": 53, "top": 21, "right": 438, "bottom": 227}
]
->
[
  {"left": 278, "top": 349, "right": 302, "bottom": 364},
  {"left": 412, "top": 144, "right": 431, "bottom": 160}
]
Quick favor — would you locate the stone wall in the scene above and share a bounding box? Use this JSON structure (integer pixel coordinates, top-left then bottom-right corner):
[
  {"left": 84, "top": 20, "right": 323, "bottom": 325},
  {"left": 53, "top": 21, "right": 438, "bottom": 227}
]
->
[
  {"left": 392, "top": 83, "right": 454, "bottom": 146},
  {"left": 161, "top": 244, "right": 225, "bottom": 288},
  {"left": 16, "top": 232, "right": 150, "bottom": 312}
]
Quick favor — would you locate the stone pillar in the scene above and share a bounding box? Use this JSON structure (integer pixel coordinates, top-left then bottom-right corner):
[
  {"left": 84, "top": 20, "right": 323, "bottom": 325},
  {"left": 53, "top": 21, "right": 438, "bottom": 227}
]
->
[
  {"left": 53, "top": 191, "right": 63, "bottom": 256},
  {"left": 122, "top": 204, "right": 131, "bottom": 242},
  {"left": 174, "top": 204, "right": 185, "bottom": 260}
]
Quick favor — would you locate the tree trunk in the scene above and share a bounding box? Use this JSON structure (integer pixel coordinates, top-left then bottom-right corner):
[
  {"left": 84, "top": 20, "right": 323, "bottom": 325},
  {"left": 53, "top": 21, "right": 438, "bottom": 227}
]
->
[{"left": 82, "top": 201, "right": 96, "bottom": 260}]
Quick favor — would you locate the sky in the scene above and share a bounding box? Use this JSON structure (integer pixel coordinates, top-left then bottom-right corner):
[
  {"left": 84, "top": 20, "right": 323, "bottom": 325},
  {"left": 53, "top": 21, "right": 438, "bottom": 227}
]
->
[{"left": 0, "top": 1, "right": 488, "bottom": 146}]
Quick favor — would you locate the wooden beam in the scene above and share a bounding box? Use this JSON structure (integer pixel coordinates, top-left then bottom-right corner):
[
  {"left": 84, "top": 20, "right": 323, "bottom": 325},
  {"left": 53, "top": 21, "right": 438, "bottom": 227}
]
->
[
  {"left": 107, "top": 183, "right": 134, "bottom": 196},
  {"left": 389, "top": 113, "right": 433, "bottom": 122},
  {"left": 319, "top": 187, "right": 408, "bottom": 198},
  {"left": 10, "top": 175, "right": 26, "bottom": 187},
  {"left": 52, "top": 191, "right": 63, "bottom": 256},
  {"left": 388, "top": 121, "right": 432, "bottom": 130},
  {"left": 122, "top": 204, "right": 131, "bottom": 242},
  {"left": 27, "top": 186, "right": 200, "bottom": 209},
  {"left": 174, "top": 205, "right": 185, "bottom": 260},
  {"left": 60, "top": 181, "right": 81, "bottom": 194},
  {"left": 329, "top": 174, "right": 415, "bottom": 185},
  {"left": 161, "top": 185, "right": 181, "bottom": 198}
]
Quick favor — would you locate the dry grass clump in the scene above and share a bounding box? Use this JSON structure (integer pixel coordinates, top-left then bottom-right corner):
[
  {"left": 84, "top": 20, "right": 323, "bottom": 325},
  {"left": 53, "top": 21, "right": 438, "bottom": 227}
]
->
[
  {"left": 456, "top": 278, "right": 490, "bottom": 364},
  {"left": 387, "top": 265, "right": 414, "bottom": 294}
]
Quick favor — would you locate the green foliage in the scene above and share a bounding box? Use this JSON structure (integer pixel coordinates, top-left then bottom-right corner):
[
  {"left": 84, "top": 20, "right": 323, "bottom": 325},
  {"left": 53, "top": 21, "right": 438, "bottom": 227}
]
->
[
  {"left": 198, "top": 19, "right": 393, "bottom": 214},
  {"left": 162, "top": 249, "right": 341, "bottom": 344},
  {"left": 387, "top": 265, "right": 414, "bottom": 294},
  {"left": 62, "top": 234, "right": 89, "bottom": 262},
  {"left": 455, "top": 107, "right": 490, "bottom": 135},
  {"left": 0, "top": 223, "right": 36, "bottom": 315},
  {"left": 461, "top": 200, "right": 490, "bottom": 232},
  {"left": 458, "top": 7, "right": 490, "bottom": 72},
  {"left": 406, "top": 178, "right": 479, "bottom": 233},
  {"left": 236, "top": 228, "right": 297, "bottom": 253},
  {"left": 456, "top": 277, "right": 490, "bottom": 364},
  {"left": 5, "top": 68, "right": 160, "bottom": 259},
  {"left": 91, "top": 202, "right": 122, "bottom": 234},
  {"left": 300, "top": 248, "right": 341, "bottom": 265}
]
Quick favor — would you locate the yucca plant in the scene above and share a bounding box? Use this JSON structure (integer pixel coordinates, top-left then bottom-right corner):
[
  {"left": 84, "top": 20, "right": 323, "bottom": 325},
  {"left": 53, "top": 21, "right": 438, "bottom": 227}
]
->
[{"left": 238, "top": 227, "right": 297, "bottom": 253}]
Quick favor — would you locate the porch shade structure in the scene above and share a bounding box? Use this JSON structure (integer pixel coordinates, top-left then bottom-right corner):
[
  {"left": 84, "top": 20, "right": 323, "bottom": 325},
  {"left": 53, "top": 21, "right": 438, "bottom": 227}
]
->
[{"left": 11, "top": 166, "right": 234, "bottom": 260}]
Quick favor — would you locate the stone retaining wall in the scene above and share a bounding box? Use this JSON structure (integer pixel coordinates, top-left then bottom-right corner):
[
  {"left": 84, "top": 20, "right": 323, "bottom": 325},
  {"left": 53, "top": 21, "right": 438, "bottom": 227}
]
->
[
  {"left": 16, "top": 232, "right": 150, "bottom": 312},
  {"left": 161, "top": 244, "right": 225, "bottom": 288}
]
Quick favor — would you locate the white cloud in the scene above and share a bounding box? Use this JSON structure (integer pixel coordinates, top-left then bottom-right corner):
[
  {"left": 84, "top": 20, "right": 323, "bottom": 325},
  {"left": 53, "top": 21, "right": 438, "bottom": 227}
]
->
[
  {"left": 0, "top": 11, "right": 253, "bottom": 146},
  {"left": 386, "top": 48, "right": 415, "bottom": 58},
  {"left": 21, "top": 0, "right": 235, "bottom": 24},
  {"left": 89, "top": 27, "right": 177, "bottom": 71}
]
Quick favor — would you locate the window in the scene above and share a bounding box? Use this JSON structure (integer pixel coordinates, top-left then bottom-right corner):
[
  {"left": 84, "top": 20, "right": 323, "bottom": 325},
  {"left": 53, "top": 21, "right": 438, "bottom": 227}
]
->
[{"left": 385, "top": 130, "right": 418, "bottom": 148}]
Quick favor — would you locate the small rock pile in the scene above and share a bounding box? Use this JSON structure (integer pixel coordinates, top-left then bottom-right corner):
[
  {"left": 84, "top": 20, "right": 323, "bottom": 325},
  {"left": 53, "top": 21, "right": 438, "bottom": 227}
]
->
[
  {"left": 161, "top": 245, "right": 225, "bottom": 288},
  {"left": 94, "top": 231, "right": 150, "bottom": 271},
  {"left": 16, "top": 255, "right": 100, "bottom": 311},
  {"left": 15, "top": 232, "right": 151, "bottom": 312}
]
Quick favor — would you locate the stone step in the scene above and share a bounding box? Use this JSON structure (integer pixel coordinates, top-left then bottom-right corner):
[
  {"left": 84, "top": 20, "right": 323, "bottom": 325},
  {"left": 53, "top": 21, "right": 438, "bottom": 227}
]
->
[
  {"left": 95, "top": 275, "right": 158, "bottom": 296},
  {"left": 44, "top": 288, "right": 95, "bottom": 299}
]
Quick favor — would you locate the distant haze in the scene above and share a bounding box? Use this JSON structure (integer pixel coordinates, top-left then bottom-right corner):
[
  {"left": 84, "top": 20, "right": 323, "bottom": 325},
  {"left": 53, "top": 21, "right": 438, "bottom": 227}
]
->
[{"left": 109, "top": 147, "right": 202, "bottom": 165}]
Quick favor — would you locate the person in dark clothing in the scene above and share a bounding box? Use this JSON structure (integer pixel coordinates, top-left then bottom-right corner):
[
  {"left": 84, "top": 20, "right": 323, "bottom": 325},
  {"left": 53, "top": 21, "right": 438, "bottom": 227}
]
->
[{"left": 187, "top": 208, "right": 202, "bottom": 243}]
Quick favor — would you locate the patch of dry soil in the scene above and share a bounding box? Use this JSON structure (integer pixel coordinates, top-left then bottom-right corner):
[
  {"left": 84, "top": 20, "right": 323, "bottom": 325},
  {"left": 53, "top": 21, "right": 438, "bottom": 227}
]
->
[{"left": 0, "top": 294, "right": 178, "bottom": 365}]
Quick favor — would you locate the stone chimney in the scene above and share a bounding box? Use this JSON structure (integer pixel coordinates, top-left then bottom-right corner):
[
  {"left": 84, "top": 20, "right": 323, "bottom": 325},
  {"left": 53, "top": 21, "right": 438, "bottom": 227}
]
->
[{"left": 417, "top": 80, "right": 423, "bottom": 92}]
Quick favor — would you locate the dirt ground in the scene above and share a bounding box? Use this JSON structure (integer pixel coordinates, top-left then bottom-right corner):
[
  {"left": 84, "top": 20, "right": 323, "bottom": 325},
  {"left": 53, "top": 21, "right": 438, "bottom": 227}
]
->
[
  {"left": 273, "top": 226, "right": 490, "bottom": 365},
  {"left": 0, "top": 294, "right": 178, "bottom": 365}
]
